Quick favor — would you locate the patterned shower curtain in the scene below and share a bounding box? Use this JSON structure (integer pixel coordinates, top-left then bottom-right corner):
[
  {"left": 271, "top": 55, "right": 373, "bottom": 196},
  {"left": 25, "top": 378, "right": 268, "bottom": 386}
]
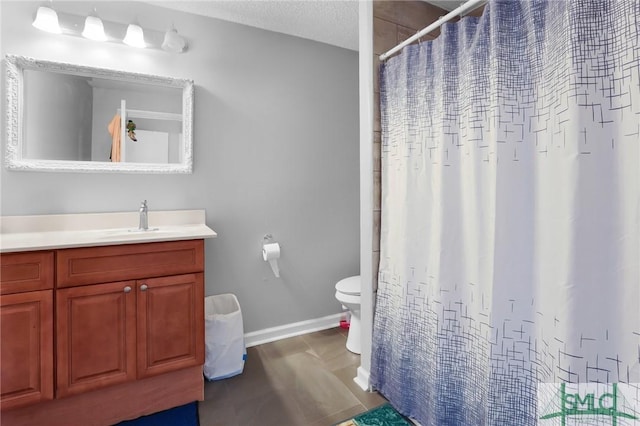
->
[{"left": 372, "top": 1, "right": 640, "bottom": 425}]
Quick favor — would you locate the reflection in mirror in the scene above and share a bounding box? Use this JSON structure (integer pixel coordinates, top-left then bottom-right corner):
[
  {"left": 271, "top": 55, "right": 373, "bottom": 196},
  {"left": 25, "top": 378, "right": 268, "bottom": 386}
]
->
[
  {"left": 5, "top": 55, "right": 194, "bottom": 173},
  {"left": 23, "top": 71, "right": 183, "bottom": 163}
]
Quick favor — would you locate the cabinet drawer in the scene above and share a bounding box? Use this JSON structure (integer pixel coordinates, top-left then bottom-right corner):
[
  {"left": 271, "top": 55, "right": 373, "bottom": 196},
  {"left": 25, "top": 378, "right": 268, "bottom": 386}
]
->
[
  {"left": 56, "top": 240, "right": 204, "bottom": 288},
  {"left": 0, "top": 251, "right": 54, "bottom": 294}
]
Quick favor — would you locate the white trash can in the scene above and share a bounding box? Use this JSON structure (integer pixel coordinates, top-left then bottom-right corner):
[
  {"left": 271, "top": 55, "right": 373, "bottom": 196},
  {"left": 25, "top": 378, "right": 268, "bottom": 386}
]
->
[{"left": 203, "top": 293, "right": 246, "bottom": 380}]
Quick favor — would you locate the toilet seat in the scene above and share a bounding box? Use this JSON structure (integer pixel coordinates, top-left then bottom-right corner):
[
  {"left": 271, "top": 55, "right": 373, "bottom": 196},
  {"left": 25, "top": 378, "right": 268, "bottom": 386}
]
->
[
  {"left": 335, "top": 290, "right": 360, "bottom": 306},
  {"left": 335, "top": 275, "right": 360, "bottom": 296}
]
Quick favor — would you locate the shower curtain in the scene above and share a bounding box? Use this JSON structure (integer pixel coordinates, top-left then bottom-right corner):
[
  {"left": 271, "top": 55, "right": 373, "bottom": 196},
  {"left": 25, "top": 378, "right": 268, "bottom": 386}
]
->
[{"left": 372, "top": 1, "right": 640, "bottom": 425}]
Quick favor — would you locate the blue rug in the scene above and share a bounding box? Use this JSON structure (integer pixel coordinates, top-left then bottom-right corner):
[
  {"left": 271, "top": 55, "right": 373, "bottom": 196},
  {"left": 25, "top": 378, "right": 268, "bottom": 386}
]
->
[
  {"left": 115, "top": 402, "right": 199, "bottom": 426},
  {"left": 335, "top": 403, "right": 412, "bottom": 426}
]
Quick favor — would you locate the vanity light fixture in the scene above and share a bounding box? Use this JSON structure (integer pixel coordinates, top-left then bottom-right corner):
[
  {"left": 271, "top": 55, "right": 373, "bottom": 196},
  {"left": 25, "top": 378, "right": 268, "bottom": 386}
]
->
[
  {"left": 161, "top": 28, "right": 186, "bottom": 53},
  {"left": 123, "top": 24, "right": 146, "bottom": 48},
  {"left": 32, "top": 6, "right": 61, "bottom": 34},
  {"left": 30, "top": 7, "right": 186, "bottom": 53},
  {"left": 82, "top": 15, "right": 107, "bottom": 41}
]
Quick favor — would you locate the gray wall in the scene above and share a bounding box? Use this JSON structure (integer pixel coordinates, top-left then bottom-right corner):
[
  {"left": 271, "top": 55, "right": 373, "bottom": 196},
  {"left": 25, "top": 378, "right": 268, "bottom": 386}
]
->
[{"left": 1, "top": 1, "right": 360, "bottom": 333}]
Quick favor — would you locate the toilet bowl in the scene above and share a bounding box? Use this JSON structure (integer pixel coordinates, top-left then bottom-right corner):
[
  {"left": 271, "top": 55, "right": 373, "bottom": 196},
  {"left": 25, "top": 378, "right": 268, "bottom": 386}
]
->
[{"left": 335, "top": 275, "right": 361, "bottom": 354}]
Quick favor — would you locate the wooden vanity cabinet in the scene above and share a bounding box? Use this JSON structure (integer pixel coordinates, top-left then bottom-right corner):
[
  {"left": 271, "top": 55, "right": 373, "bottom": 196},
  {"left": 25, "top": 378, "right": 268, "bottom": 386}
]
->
[
  {"left": 55, "top": 241, "right": 205, "bottom": 397},
  {"left": 0, "top": 251, "right": 54, "bottom": 410},
  {"left": 2, "top": 240, "right": 206, "bottom": 426}
]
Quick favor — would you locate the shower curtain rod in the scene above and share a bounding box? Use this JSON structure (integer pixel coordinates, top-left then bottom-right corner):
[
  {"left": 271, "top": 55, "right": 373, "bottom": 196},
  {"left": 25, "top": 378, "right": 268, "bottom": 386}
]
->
[{"left": 379, "top": 0, "right": 487, "bottom": 61}]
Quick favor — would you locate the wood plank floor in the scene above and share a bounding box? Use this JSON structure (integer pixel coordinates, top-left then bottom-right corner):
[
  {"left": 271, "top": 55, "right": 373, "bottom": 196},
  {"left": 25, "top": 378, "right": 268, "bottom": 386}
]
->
[{"left": 198, "top": 327, "right": 386, "bottom": 425}]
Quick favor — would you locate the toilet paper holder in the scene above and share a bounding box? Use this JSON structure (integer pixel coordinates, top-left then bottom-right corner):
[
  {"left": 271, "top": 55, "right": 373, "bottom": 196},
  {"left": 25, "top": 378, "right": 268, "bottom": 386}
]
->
[{"left": 263, "top": 234, "right": 274, "bottom": 243}]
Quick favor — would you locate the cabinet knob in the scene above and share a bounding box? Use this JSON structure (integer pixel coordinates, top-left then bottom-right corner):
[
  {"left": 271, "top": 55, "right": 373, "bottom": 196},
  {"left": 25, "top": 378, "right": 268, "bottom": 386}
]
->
[
  {"left": 124, "top": 286, "right": 132, "bottom": 293},
  {"left": 140, "top": 284, "right": 148, "bottom": 291}
]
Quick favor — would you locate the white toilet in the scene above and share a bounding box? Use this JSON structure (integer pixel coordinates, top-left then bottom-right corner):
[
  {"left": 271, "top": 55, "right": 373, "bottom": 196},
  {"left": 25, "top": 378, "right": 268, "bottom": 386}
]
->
[{"left": 335, "top": 275, "right": 361, "bottom": 354}]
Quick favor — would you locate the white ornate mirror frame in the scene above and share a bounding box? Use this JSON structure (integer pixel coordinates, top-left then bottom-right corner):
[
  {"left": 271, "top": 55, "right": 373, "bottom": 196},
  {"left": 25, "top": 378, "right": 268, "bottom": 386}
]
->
[{"left": 4, "top": 55, "right": 194, "bottom": 173}]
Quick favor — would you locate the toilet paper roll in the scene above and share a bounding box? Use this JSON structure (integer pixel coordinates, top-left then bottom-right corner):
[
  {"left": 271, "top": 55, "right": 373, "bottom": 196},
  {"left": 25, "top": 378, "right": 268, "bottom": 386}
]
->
[
  {"left": 262, "top": 243, "right": 280, "bottom": 278},
  {"left": 262, "top": 243, "right": 280, "bottom": 261}
]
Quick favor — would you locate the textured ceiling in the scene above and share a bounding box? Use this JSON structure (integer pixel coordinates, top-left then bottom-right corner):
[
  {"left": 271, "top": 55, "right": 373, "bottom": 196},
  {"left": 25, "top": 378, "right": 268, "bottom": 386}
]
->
[{"left": 148, "top": 1, "right": 360, "bottom": 51}]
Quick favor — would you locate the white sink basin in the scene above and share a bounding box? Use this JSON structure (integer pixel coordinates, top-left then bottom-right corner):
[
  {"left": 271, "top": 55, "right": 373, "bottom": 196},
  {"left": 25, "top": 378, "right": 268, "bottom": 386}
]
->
[{"left": 95, "top": 227, "right": 175, "bottom": 239}]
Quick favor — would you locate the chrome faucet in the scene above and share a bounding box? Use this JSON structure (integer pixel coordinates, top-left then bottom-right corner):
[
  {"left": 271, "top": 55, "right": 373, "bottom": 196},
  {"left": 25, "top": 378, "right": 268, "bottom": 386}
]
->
[{"left": 138, "top": 200, "right": 149, "bottom": 231}]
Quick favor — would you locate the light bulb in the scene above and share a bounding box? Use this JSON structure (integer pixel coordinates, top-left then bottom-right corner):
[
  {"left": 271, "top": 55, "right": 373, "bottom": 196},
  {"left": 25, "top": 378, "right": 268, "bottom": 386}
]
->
[
  {"left": 162, "top": 29, "right": 186, "bottom": 53},
  {"left": 123, "top": 24, "right": 145, "bottom": 48},
  {"left": 32, "top": 6, "right": 61, "bottom": 34},
  {"left": 82, "top": 15, "right": 107, "bottom": 41}
]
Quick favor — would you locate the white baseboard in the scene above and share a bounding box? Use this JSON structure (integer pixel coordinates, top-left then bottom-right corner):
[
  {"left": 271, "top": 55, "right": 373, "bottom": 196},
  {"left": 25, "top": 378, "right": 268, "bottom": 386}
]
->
[
  {"left": 244, "top": 313, "right": 343, "bottom": 348},
  {"left": 353, "top": 365, "right": 371, "bottom": 391}
]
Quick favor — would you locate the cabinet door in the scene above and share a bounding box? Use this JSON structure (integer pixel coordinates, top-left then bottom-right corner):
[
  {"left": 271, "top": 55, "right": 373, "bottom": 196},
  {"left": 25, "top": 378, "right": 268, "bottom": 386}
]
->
[
  {"left": 137, "top": 273, "right": 204, "bottom": 378},
  {"left": 56, "top": 281, "right": 137, "bottom": 397},
  {"left": 0, "top": 290, "right": 53, "bottom": 410}
]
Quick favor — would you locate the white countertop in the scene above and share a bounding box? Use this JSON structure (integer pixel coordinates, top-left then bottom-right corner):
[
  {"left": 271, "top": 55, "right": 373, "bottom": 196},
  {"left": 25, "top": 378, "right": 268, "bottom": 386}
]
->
[{"left": 0, "top": 210, "right": 217, "bottom": 253}]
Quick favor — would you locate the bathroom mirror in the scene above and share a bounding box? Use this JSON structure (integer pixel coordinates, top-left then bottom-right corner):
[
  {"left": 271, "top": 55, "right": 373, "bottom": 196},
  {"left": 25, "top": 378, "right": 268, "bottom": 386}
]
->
[{"left": 4, "top": 55, "right": 194, "bottom": 173}]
